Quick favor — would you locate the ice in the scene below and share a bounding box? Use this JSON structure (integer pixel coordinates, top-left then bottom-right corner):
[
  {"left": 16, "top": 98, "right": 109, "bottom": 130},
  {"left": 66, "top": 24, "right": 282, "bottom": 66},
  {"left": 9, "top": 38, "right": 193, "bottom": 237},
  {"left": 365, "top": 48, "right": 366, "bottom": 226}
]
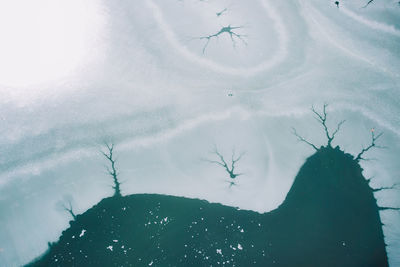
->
[
  {"left": 79, "top": 229, "right": 86, "bottom": 237},
  {"left": 0, "top": 0, "right": 399, "bottom": 266}
]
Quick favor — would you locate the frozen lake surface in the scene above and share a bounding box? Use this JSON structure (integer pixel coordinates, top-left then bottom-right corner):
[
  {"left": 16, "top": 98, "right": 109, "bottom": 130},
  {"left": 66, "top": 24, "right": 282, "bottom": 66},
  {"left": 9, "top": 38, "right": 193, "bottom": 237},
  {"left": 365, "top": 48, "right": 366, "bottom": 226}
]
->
[{"left": 0, "top": 0, "right": 399, "bottom": 266}]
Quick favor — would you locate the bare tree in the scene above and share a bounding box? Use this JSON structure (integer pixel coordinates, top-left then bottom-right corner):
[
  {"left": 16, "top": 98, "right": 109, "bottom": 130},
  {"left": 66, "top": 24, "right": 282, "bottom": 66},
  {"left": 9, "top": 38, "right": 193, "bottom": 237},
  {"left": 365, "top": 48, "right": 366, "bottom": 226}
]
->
[
  {"left": 56, "top": 195, "right": 77, "bottom": 220},
  {"left": 225, "top": 180, "right": 237, "bottom": 188},
  {"left": 101, "top": 143, "right": 122, "bottom": 197},
  {"left": 362, "top": 0, "right": 400, "bottom": 8},
  {"left": 363, "top": 0, "right": 374, "bottom": 8},
  {"left": 292, "top": 127, "right": 318, "bottom": 151},
  {"left": 216, "top": 7, "right": 228, "bottom": 17},
  {"left": 292, "top": 104, "right": 345, "bottom": 150},
  {"left": 378, "top": 206, "right": 400, "bottom": 211},
  {"left": 292, "top": 104, "right": 386, "bottom": 162},
  {"left": 62, "top": 201, "right": 77, "bottom": 220},
  {"left": 370, "top": 180, "right": 400, "bottom": 212},
  {"left": 355, "top": 130, "right": 384, "bottom": 161},
  {"left": 204, "top": 146, "right": 245, "bottom": 186},
  {"left": 372, "top": 183, "right": 399, "bottom": 192},
  {"left": 312, "top": 104, "right": 345, "bottom": 147},
  {"left": 198, "top": 25, "right": 247, "bottom": 54}
]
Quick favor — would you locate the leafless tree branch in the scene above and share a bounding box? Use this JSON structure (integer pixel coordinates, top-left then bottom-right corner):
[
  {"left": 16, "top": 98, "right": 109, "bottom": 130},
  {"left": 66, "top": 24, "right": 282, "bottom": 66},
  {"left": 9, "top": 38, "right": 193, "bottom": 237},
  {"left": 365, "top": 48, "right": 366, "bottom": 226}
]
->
[
  {"left": 331, "top": 120, "right": 346, "bottom": 143},
  {"left": 204, "top": 146, "right": 245, "bottom": 182},
  {"left": 378, "top": 206, "right": 400, "bottom": 211},
  {"left": 225, "top": 180, "right": 237, "bottom": 188},
  {"left": 292, "top": 104, "right": 345, "bottom": 150},
  {"left": 101, "top": 142, "right": 122, "bottom": 197},
  {"left": 363, "top": 0, "right": 374, "bottom": 8},
  {"left": 198, "top": 25, "right": 247, "bottom": 54},
  {"left": 291, "top": 127, "right": 318, "bottom": 151},
  {"left": 62, "top": 200, "right": 76, "bottom": 220},
  {"left": 311, "top": 104, "right": 345, "bottom": 147},
  {"left": 57, "top": 196, "right": 77, "bottom": 220},
  {"left": 372, "top": 183, "right": 399, "bottom": 192},
  {"left": 216, "top": 7, "right": 228, "bottom": 17},
  {"left": 355, "top": 130, "right": 384, "bottom": 161}
]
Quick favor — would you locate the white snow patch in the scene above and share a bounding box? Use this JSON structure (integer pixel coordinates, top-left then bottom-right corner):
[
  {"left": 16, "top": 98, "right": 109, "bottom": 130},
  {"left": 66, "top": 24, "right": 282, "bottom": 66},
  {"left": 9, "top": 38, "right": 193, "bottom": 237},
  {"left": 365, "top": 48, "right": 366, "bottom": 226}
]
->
[{"left": 79, "top": 229, "right": 86, "bottom": 237}]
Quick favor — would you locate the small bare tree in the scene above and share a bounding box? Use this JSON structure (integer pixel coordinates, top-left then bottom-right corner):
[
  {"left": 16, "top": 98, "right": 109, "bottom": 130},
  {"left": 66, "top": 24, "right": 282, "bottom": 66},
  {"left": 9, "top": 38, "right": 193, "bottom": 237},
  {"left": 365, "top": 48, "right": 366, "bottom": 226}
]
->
[
  {"left": 101, "top": 143, "right": 122, "bottom": 197},
  {"left": 373, "top": 177, "right": 400, "bottom": 212},
  {"left": 204, "top": 146, "right": 245, "bottom": 187},
  {"left": 292, "top": 104, "right": 386, "bottom": 161},
  {"left": 378, "top": 206, "right": 400, "bottom": 211},
  {"left": 292, "top": 104, "right": 345, "bottom": 150},
  {"left": 56, "top": 195, "right": 77, "bottom": 220},
  {"left": 216, "top": 7, "right": 228, "bottom": 17},
  {"left": 372, "top": 183, "right": 399, "bottom": 193},
  {"left": 362, "top": 0, "right": 400, "bottom": 8},
  {"left": 355, "top": 130, "right": 384, "bottom": 161},
  {"left": 197, "top": 25, "right": 247, "bottom": 54},
  {"left": 292, "top": 127, "right": 318, "bottom": 151},
  {"left": 363, "top": 0, "right": 374, "bottom": 8},
  {"left": 312, "top": 104, "right": 345, "bottom": 147}
]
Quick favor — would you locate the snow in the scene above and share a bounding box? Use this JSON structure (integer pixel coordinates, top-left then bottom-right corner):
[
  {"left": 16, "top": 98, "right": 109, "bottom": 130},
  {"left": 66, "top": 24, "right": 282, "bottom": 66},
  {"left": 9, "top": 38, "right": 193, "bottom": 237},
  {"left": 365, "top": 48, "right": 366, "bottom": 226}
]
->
[
  {"left": 79, "top": 229, "right": 86, "bottom": 237},
  {"left": 0, "top": 0, "right": 399, "bottom": 266},
  {"left": 106, "top": 246, "right": 113, "bottom": 251}
]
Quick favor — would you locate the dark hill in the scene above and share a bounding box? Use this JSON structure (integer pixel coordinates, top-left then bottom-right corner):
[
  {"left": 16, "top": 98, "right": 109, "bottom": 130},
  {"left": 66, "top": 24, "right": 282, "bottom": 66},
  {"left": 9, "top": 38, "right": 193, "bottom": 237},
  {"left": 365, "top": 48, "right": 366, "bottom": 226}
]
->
[{"left": 27, "top": 146, "right": 388, "bottom": 266}]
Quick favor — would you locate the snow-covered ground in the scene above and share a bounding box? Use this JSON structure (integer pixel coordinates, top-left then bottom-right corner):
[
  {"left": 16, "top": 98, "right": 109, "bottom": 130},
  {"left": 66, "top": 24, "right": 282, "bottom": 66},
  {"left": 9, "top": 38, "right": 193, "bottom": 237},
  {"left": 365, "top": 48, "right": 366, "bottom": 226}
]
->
[{"left": 0, "top": 0, "right": 399, "bottom": 266}]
